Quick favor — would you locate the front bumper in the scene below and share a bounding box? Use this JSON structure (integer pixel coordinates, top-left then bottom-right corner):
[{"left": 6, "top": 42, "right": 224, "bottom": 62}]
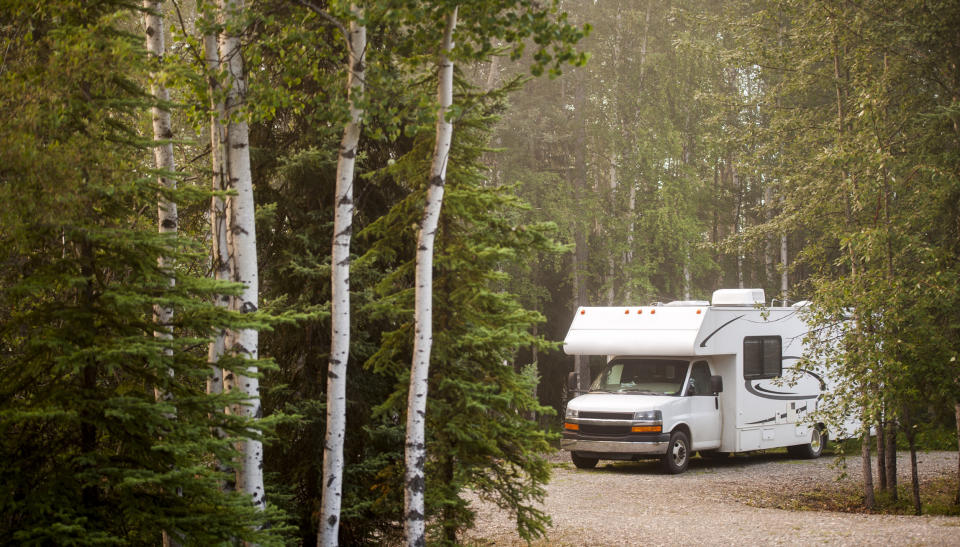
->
[{"left": 561, "top": 432, "right": 671, "bottom": 455}]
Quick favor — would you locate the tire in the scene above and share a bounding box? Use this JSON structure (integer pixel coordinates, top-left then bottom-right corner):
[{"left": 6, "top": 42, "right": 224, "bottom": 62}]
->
[
  {"left": 571, "top": 452, "right": 599, "bottom": 469},
  {"left": 661, "top": 430, "right": 691, "bottom": 474},
  {"left": 787, "top": 428, "right": 826, "bottom": 459}
]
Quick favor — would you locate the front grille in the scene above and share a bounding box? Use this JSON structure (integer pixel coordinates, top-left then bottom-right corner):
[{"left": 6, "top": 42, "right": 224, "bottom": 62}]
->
[
  {"left": 578, "top": 424, "right": 632, "bottom": 436},
  {"left": 579, "top": 411, "right": 633, "bottom": 420}
]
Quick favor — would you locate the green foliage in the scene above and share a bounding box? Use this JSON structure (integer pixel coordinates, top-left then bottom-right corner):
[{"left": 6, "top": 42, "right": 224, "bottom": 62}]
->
[
  {"left": 360, "top": 77, "right": 560, "bottom": 544},
  {"left": 707, "top": 0, "right": 960, "bottom": 509},
  {"left": 0, "top": 2, "right": 287, "bottom": 543}
]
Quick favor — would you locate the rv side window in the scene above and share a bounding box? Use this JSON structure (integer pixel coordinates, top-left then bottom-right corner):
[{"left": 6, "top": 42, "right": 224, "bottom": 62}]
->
[{"left": 743, "top": 336, "right": 781, "bottom": 379}]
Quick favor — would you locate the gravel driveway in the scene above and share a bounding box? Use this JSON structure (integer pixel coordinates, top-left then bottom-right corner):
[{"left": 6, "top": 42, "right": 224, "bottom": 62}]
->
[{"left": 465, "top": 451, "right": 960, "bottom": 546}]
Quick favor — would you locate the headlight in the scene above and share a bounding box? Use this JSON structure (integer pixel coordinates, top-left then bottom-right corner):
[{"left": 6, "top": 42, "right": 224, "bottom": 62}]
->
[
  {"left": 633, "top": 410, "right": 662, "bottom": 422},
  {"left": 565, "top": 407, "right": 579, "bottom": 420}
]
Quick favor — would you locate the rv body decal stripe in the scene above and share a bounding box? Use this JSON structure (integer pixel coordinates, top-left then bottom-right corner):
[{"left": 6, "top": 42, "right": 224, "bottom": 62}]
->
[
  {"left": 698, "top": 315, "right": 745, "bottom": 348},
  {"left": 754, "top": 385, "right": 797, "bottom": 396},
  {"left": 746, "top": 405, "right": 809, "bottom": 426},
  {"left": 744, "top": 379, "right": 819, "bottom": 401}
]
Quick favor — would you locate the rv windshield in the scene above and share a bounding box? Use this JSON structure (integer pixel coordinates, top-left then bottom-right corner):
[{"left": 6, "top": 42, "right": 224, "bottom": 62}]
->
[{"left": 589, "top": 358, "right": 689, "bottom": 396}]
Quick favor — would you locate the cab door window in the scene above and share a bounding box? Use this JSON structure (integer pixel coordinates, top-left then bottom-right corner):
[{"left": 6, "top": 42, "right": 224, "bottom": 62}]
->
[{"left": 687, "top": 361, "right": 712, "bottom": 396}]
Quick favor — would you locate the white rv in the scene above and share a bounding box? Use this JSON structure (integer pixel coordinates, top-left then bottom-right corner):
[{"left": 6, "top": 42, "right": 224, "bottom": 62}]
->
[{"left": 561, "top": 288, "right": 834, "bottom": 474}]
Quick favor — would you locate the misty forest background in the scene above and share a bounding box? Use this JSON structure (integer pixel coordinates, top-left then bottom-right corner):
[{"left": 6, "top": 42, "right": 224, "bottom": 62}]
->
[{"left": 2, "top": 0, "right": 959, "bottom": 545}]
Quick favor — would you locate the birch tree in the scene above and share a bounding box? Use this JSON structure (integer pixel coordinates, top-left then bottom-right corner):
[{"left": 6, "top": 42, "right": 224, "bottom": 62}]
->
[
  {"left": 405, "top": 8, "right": 457, "bottom": 544},
  {"left": 218, "top": 0, "right": 265, "bottom": 512},
  {"left": 143, "top": 4, "right": 182, "bottom": 545},
  {"left": 203, "top": 1, "right": 230, "bottom": 400},
  {"left": 321, "top": 4, "right": 366, "bottom": 545},
  {"left": 144, "top": 1, "right": 178, "bottom": 352}
]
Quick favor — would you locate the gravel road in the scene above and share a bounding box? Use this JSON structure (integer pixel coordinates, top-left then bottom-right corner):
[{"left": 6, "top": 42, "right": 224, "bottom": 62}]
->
[{"left": 465, "top": 451, "right": 960, "bottom": 546}]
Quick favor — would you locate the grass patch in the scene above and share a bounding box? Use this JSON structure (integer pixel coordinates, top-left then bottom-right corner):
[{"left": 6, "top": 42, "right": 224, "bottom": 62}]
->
[{"left": 744, "top": 475, "right": 960, "bottom": 516}]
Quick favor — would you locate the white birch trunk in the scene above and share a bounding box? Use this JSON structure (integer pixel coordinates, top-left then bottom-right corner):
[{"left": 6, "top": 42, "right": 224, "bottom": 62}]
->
[
  {"left": 205, "top": 22, "right": 230, "bottom": 399},
  {"left": 145, "top": 5, "right": 182, "bottom": 546},
  {"left": 606, "top": 160, "right": 616, "bottom": 305},
  {"left": 320, "top": 7, "right": 365, "bottom": 546},
  {"left": 218, "top": 0, "right": 264, "bottom": 513},
  {"left": 732, "top": 164, "right": 744, "bottom": 289},
  {"left": 404, "top": 9, "right": 457, "bottom": 547},
  {"left": 145, "top": 0, "right": 177, "bottom": 400},
  {"left": 780, "top": 234, "right": 789, "bottom": 298}
]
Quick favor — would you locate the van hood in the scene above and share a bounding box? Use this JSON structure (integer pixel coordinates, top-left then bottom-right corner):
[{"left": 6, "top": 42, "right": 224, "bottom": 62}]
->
[{"left": 567, "top": 392, "right": 672, "bottom": 414}]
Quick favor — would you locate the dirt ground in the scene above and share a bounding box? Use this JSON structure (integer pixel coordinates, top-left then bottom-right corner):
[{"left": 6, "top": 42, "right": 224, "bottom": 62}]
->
[{"left": 464, "top": 451, "right": 960, "bottom": 546}]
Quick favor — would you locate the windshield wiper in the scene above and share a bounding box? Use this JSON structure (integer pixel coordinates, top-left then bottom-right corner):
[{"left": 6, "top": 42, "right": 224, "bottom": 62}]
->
[{"left": 619, "top": 388, "right": 660, "bottom": 395}]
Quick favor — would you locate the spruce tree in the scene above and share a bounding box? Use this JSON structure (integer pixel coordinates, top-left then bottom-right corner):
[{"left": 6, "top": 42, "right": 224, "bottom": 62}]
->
[
  {"left": 0, "top": 2, "right": 282, "bottom": 543},
  {"left": 363, "top": 77, "right": 562, "bottom": 545}
]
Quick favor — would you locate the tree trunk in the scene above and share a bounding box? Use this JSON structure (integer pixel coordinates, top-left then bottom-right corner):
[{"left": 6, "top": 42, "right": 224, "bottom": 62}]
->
[
  {"left": 876, "top": 415, "right": 887, "bottom": 492},
  {"left": 861, "top": 427, "right": 875, "bottom": 509},
  {"left": 955, "top": 402, "right": 959, "bottom": 505},
  {"left": 218, "top": 0, "right": 264, "bottom": 513},
  {"left": 204, "top": 15, "right": 230, "bottom": 401},
  {"left": 320, "top": 7, "right": 365, "bottom": 546},
  {"left": 144, "top": 4, "right": 182, "bottom": 545},
  {"left": 144, "top": 0, "right": 177, "bottom": 401},
  {"left": 572, "top": 74, "right": 589, "bottom": 394},
  {"left": 404, "top": 9, "right": 457, "bottom": 547},
  {"left": 886, "top": 418, "right": 898, "bottom": 501},
  {"left": 906, "top": 422, "right": 922, "bottom": 515},
  {"left": 779, "top": 234, "right": 788, "bottom": 298},
  {"left": 731, "top": 163, "right": 744, "bottom": 289},
  {"left": 764, "top": 187, "right": 775, "bottom": 286}
]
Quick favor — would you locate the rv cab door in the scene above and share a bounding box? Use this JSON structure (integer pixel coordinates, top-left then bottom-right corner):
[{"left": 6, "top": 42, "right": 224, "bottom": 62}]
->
[{"left": 687, "top": 361, "right": 722, "bottom": 450}]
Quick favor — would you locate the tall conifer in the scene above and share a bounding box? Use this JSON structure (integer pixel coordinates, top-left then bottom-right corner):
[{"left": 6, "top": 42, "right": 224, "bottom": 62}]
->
[{"left": 0, "top": 1, "right": 280, "bottom": 543}]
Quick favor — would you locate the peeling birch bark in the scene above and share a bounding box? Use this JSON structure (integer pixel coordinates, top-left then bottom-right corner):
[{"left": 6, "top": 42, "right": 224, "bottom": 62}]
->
[
  {"left": 404, "top": 9, "right": 457, "bottom": 547},
  {"left": 320, "top": 6, "right": 365, "bottom": 546}
]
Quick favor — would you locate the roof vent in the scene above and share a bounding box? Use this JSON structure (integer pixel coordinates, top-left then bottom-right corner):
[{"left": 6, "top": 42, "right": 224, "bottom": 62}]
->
[
  {"left": 663, "top": 300, "right": 710, "bottom": 307},
  {"left": 711, "top": 288, "right": 765, "bottom": 306}
]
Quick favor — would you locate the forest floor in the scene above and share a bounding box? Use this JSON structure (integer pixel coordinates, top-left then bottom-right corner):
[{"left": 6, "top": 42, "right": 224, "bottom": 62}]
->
[{"left": 464, "top": 450, "right": 960, "bottom": 546}]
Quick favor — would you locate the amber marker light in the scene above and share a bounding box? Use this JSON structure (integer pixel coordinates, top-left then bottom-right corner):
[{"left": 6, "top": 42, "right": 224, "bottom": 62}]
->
[
  {"left": 624, "top": 309, "right": 630, "bottom": 314},
  {"left": 580, "top": 309, "right": 585, "bottom": 315},
  {"left": 564, "top": 422, "right": 579, "bottom": 431},
  {"left": 631, "top": 425, "right": 662, "bottom": 433},
  {"left": 650, "top": 309, "right": 656, "bottom": 314},
  {"left": 696, "top": 309, "right": 702, "bottom": 314}
]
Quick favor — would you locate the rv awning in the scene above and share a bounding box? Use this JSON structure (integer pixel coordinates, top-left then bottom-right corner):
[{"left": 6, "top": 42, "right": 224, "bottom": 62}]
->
[{"left": 562, "top": 306, "right": 707, "bottom": 356}]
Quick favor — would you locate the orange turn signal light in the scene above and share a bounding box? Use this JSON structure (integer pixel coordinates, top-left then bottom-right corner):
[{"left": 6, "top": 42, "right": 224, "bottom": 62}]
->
[
  {"left": 564, "top": 422, "right": 579, "bottom": 431},
  {"left": 631, "top": 425, "right": 662, "bottom": 433}
]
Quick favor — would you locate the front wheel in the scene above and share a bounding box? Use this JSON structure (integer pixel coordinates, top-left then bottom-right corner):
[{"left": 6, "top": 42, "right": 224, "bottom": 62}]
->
[
  {"left": 571, "top": 452, "right": 599, "bottom": 469},
  {"left": 787, "top": 428, "right": 826, "bottom": 459},
  {"left": 661, "top": 431, "right": 690, "bottom": 474}
]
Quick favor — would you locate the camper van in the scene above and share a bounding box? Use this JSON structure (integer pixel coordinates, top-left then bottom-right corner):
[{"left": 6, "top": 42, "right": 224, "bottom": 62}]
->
[{"left": 561, "top": 288, "right": 837, "bottom": 474}]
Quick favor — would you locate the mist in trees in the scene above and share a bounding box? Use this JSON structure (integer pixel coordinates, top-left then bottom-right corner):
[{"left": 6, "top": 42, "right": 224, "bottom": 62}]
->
[{"left": 495, "top": 0, "right": 959, "bottom": 513}]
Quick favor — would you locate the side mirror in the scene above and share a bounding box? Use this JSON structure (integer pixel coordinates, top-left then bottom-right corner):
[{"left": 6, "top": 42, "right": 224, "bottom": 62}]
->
[
  {"left": 567, "top": 371, "right": 579, "bottom": 392},
  {"left": 710, "top": 375, "right": 723, "bottom": 394}
]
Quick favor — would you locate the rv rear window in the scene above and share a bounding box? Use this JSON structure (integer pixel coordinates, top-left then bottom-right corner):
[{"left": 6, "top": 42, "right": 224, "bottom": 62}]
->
[{"left": 743, "top": 336, "right": 781, "bottom": 379}]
